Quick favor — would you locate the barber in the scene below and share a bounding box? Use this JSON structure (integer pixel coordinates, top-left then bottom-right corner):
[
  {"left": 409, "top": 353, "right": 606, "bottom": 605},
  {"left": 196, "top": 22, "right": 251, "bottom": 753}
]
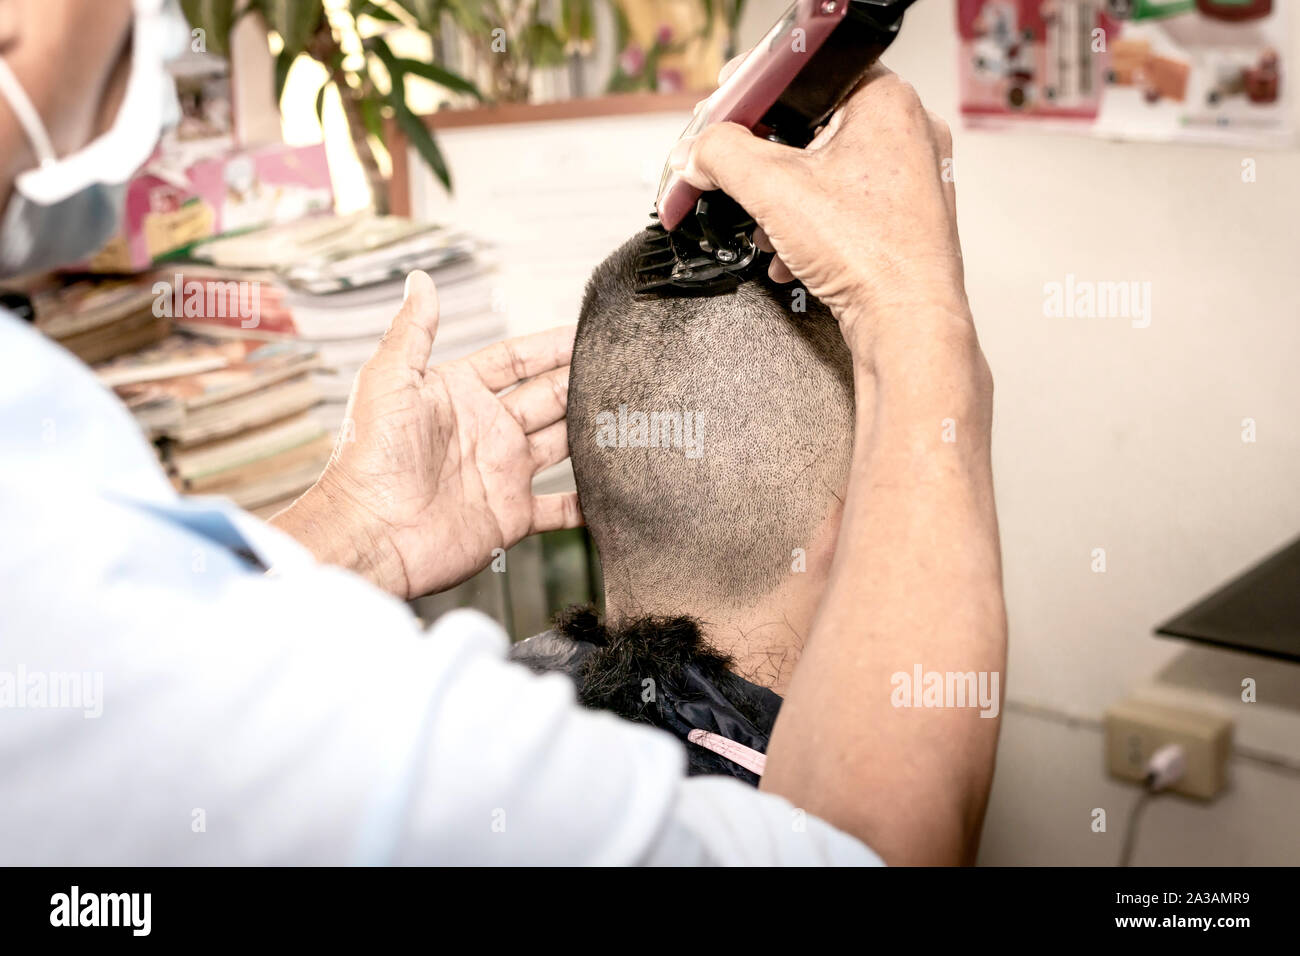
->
[{"left": 0, "top": 0, "right": 1004, "bottom": 865}]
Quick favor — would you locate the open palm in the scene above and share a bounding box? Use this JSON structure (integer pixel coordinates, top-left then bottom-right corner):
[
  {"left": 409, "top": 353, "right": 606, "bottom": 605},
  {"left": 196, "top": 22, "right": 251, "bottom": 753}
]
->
[{"left": 316, "top": 271, "right": 581, "bottom": 597}]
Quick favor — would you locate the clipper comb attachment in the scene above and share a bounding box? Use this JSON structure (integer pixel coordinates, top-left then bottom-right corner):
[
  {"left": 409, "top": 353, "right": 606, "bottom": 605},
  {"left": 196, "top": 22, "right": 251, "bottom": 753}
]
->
[{"left": 635, "top": 194, "right": 768, "bottom": 295}]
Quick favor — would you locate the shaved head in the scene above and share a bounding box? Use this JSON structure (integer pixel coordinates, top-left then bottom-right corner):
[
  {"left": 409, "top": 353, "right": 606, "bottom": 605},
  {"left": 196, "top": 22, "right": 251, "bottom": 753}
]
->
[{"left": 568, "top": 231, "right": 855, "bottom": 607}]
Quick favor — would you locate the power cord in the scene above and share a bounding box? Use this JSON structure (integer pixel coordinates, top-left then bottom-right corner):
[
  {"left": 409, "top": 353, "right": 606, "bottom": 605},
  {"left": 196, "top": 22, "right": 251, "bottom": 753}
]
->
[{"left": 1118, "top": 743, "right": 1186, "bottom": 867}]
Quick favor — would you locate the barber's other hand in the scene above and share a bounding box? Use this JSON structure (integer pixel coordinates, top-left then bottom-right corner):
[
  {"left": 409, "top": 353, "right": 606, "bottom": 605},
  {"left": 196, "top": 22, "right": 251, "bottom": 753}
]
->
[
  {"left": 675, "top": 64, "right": 965, "bottom": 358},
  {"left": 271, "top": 272, "right": 581, "bottom": 598}
]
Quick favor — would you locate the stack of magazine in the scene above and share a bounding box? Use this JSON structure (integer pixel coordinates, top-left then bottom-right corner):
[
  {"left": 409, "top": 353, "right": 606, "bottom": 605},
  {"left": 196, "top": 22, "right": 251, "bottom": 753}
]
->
[
  {"left": 31, "top": 280, "right": 168, "bottom": 365},
  {"left": 27, "top": 213, "right": 505, "bottom": 518},
  {"left": 167, "top": 213, "right": 505, "bottom": 437},
  {"left": 95, "top": 334, "right": 328, "bottom": 515}
]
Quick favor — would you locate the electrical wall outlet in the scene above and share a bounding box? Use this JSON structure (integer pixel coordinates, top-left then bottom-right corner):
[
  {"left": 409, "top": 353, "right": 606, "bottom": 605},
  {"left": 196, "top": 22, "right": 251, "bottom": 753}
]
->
[{"left": 1104, "top": 698, "right": 1233, "bottom": 799}]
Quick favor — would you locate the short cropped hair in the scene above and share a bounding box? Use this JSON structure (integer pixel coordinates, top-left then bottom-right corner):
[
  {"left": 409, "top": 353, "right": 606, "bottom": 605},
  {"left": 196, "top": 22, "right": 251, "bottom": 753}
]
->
[{"left": 567, "top": 231, "right": 855, "bottom": 604}]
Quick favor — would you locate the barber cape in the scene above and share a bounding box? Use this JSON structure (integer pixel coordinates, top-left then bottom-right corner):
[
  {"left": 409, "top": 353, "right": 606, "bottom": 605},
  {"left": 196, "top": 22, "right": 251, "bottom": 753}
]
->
[{"left": 509, "top": 607, "right": 782, "bottom": 786}]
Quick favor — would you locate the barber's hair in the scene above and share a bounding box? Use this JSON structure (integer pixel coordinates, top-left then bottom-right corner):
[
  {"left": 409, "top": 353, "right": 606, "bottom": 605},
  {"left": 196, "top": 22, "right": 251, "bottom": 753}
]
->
[{"left": 568, "top": 231, "right": 854, "bottom": 604}]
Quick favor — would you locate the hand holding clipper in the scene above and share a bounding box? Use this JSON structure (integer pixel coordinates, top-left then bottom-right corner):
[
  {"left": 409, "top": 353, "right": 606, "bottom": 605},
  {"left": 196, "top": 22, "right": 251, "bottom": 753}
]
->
[
  {"left": 635, "top": 0, "right": 920, "bottom": 296},
  {"left": 672, "top": 68, "right": 968, "bottom": 358}
]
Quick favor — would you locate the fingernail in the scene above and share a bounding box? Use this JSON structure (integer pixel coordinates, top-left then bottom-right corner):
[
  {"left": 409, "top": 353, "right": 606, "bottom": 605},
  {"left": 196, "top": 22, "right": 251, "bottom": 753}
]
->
[
  {"left": 668, "top": 136, "right": 696, "bottom": 174},
  {"left": 404, "top": 270, "right": 432, "bottom": 302}
]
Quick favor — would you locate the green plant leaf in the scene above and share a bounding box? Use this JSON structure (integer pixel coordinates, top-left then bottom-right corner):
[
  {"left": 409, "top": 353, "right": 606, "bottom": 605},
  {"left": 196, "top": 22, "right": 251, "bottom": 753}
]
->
[
  {"left": 391, "top": 96, "right": 451, "bottom": 191},
  {"left": 727, "top": 0, "right": 748, "bottom": 33},
  {"left": 368, "top": 38, "right": 451, "bottom": 191},
  {"left": 364, "top": 33, "right": 401, "bottom": 92},
  {"left": 262, "top": 0, "right": 325, "bottom": 58},
  {"left": 441, "top": 0, "right": 494, "bottom": 42},
  {"left": 179, "top": 0, "right": 237, "bottom": 57},
  {"left": 395, "top": 56, "right": 483, "bottom": 100},
  {"left": 314, "top": 81, "right": 329, "bottom": 125},
  {"left": 274, "top": 46, "right": 297, "bottom": 105},
  {"left": 609, "top": 2, "right": 631, "bottom": 58},
  {"left": 644, "top": 42, "right": 661, "bottom": 88},
  {"left": 605, "top": 68, "right": 638, "bottom": 94},
  {"left": 525, "top": 22, "right": 566, "bottom": 68},
  {"left": 392, "top": 0, "right": 444, "bottom": 30},
  {"left": 359, "top": 95, "right": 386, "bottom": 147},
  {"left": 353, "top": 0, "right": 401, "bottom": 22},
  {"left": 558, "top": 0, "right": 595, "bottom": 50}
]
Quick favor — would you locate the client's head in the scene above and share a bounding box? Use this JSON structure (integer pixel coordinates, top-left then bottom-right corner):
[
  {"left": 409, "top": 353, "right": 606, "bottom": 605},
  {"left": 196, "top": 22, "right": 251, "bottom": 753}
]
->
[{"left": 569, "top": 231, "right": 855, "bottom": 642}]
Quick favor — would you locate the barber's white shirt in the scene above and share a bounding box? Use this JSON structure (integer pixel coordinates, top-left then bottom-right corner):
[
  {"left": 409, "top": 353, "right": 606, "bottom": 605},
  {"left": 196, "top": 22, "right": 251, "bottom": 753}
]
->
[{"left": 0, "top": 313, "right": 881, "bottom": 865}]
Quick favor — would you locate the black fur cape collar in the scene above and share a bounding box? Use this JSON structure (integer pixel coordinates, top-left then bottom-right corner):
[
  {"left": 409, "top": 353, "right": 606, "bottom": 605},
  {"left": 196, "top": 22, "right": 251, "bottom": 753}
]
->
[{"left": 508, "top": 606, "right": 783, "bottom": 786}]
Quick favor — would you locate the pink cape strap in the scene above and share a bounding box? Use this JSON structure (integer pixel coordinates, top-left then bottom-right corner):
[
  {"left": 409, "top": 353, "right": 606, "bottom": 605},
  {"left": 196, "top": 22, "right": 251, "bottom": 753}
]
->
[{"left": 686, "top": 728, "right": 768, "bottom": 777}]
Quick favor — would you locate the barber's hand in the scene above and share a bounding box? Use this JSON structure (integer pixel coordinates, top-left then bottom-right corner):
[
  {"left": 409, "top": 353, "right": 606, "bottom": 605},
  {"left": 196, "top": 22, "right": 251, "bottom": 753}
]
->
[
  {"left": 676, "top": 62, "right": 966, "bottom": 358},
  {"left": 271, "top": 271, "right": 581, "bottom": 598}
]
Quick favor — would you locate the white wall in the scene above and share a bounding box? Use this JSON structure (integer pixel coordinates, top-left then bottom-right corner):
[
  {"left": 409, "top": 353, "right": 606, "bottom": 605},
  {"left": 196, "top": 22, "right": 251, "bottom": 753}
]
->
[
  {"left": 409, "top": 0, "right": 1300, "bottom": 864},
  {"left": 409, "top": 109, "right": 694, "bottom": 333}
]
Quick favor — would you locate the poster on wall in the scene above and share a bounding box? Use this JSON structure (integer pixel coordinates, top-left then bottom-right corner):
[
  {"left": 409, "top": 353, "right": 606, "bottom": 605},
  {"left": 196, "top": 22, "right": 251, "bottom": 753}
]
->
[{"left": 957, "top": 1, "right": 1292, "bottom": 146}]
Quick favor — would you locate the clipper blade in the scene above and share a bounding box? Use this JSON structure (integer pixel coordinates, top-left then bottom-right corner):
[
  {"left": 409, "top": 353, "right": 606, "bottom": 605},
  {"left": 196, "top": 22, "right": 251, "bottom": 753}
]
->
[{"left": 633, "top": 210, "right": 765, "bottom": 297}]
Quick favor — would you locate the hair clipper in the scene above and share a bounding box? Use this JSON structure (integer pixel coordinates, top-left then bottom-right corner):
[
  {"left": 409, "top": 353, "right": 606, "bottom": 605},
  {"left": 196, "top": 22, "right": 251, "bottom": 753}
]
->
[{"left": 635, "top": 0, "right": 919, "bottom": 296}]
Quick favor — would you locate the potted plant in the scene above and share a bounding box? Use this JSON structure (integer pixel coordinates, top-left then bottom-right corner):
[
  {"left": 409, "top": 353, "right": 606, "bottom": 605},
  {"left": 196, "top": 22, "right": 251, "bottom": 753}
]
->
[
  {"left": 182, "top": 0, "right": 488, "bottom": 213},
  {"left": 180, "top": 0, "right": 741, "bottom": 213}
]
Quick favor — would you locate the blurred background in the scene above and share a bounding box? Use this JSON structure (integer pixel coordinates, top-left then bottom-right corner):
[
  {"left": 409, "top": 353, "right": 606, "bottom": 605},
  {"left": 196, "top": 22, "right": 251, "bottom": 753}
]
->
[{"left": 12, "top": 0, "right": 1299, "bottom": 864}]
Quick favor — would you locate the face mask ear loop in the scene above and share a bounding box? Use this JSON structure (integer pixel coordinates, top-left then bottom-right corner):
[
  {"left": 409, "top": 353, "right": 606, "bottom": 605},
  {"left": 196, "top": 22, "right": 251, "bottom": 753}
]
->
[{"left": 0, "top": 56, "right": 58, "bottom": 168}]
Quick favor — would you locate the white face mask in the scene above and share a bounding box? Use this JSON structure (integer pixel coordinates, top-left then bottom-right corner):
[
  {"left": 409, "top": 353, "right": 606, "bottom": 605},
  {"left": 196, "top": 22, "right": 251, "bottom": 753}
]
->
[{"left": 0, "top": 0, "right": 189, "bottom": 277}]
